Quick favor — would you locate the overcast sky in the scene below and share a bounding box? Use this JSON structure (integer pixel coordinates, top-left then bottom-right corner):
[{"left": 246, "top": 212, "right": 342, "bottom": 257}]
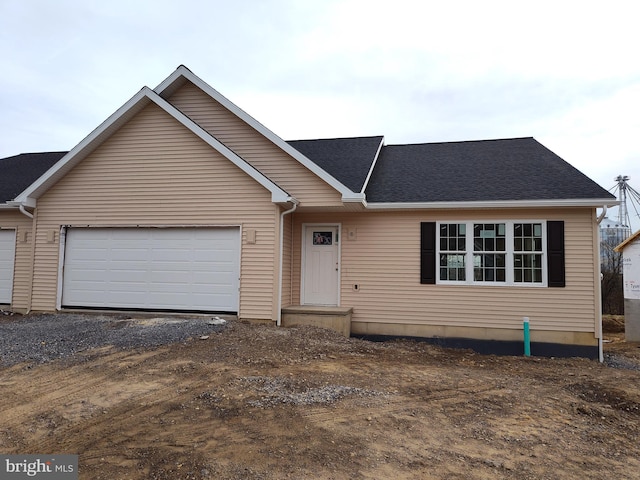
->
[{"left": 1, "top": 0, "right": 639, "bottom": 229}]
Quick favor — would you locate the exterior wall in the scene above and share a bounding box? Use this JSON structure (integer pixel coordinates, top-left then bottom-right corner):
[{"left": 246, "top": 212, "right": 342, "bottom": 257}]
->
[
  {"left": 291, "top": 207, "right": 600, "bottom": 346},
  {"left": 30, "top": 103, "right": 280, "bottom": 321},
  {"left": 624, "top": 299, "right": 640, "bottom": 341},
  {"left": 281, "top": 213, "right": 294, "bottom": 309},
  {"left": 0, "top": 209, "right": 34, "bottom": 312},
  {"left": 167, "top": 83, "right": 344, "bottom": 208}
]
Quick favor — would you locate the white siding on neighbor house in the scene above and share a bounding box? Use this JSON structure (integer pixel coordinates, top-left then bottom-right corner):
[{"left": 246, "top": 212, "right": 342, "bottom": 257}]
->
[
  {"left": 0, "top": 229, "right": 16, "bottom": 303},
  {"left": 30, "top": 103, "right": 279, "bottom": 320},
  {"left": 167, "top": 83, "right": 344, "bottom": 207},
  {"left": 292, "top": 208, "right": 600, "bottom": 334},
  {"left": 61, "top": 227, "right": 240, "bottom": 312}
]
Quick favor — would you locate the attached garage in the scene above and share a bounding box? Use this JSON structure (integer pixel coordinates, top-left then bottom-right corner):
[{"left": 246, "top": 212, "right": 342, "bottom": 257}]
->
[
  {"left": 61, "top": 227, "right": 240, "bottom": 312},
  {"left": 0, "top": 229, "right": 16, "bottom": 304}
]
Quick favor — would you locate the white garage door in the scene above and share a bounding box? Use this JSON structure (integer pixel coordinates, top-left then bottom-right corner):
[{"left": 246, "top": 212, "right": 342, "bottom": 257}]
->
[
  {"left": 0, "top": 229, "right": 16, "bottom": 304},
  {"left": 62, "top": 227, "right": 240, "bottom": 312}
]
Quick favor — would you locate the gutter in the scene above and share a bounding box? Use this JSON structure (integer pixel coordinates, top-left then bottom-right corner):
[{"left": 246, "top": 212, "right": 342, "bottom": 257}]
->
[
  {"left": 277, "top": 198, "right": 299, "bottom": 326},
  {"left": 366, "top": 198, "right": 619, "bottom": 210}
]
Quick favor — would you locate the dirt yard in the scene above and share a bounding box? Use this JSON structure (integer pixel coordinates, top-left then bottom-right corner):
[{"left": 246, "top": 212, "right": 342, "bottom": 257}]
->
[{"left": 1, "top": 314, "right": 639, "bottom": 480}]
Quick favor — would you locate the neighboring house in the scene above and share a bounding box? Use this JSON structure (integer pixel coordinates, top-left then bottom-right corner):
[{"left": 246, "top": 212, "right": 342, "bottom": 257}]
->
[
  {"left": 615, "top": 229, "right": 640, "bottom": 341},
  {"left": 0, "top": 66, "right": 617, "bottom": 358}
]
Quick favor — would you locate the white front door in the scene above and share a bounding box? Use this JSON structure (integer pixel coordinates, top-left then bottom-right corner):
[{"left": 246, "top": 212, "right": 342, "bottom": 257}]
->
[{"left": 302, "top": 225, "right": 340, "bottom": 306}]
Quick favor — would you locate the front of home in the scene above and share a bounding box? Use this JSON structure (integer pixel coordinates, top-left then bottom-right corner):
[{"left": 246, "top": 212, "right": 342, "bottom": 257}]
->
[{"left": 0, "top": 66, "right": 617, "bottom": 358}]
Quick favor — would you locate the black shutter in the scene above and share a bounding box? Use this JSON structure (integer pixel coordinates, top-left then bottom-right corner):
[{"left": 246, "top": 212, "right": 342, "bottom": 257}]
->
[
  {"left": 420, "top": 222, "right": 436, "bottom": 284},
  {"left": 547, "top": 221, "right": 565, "bottom": 287}
]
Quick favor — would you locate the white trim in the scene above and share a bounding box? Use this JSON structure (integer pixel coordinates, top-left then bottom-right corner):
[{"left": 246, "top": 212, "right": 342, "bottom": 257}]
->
[
  {"left": 367, "top": 198, "right": 619, "bottom": 210},
  {"left": 437, "top": 220, "right": 549, "bottom": 287},
  {"left": 0, "top": 204, "right": 19, "bottom": 210},
  {"left": 300, "top": 223, "right": 341, "bottom": 306},
  {"left": 155, "top": 66, "right": 362, "bottom": 202},
  {"left": 56, "top": 226, "right": 67, "bottom": 310},
  {"left": 14, "top": 87, "right": 292, "bottom": 205},
  {"left": 360, "top": 136, "right": 385, "bottom": 194}
]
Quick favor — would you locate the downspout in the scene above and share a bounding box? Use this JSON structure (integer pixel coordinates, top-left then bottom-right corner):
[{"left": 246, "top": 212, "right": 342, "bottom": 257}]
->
[
  {"left": 596, "top": 206, "right": 608, "bottom": 363},
  {"left": 277, "top": 199, "right": 299, "bottom": 326},
  {"left": 19, "top": 204, "right": 34, "bottom": 219}
]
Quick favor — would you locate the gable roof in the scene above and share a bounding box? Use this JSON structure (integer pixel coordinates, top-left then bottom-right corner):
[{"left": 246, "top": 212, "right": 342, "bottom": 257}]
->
[
  {"left": 364, "top": 137, "right": 616, "bottom": 207},
  {"left": 287, "top": 136, "right": 383, "bottom": 193},
  {"left": 155, "top": 66, "right": 365, "bottom": 202},
  {"left": 13, "top": 87, "right": 292, "bottom": 207},
  {"left": 3, "top": 67, "right": 617, "bottom": 212},
  {"left": 614, "top": 229, "right": 640, "bottom": 252},
  {"left": 0, "top": 152, "right": 66, "bottom": 203}
]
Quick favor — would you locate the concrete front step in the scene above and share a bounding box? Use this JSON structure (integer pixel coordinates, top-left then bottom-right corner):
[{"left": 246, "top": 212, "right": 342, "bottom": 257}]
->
[{"left": 281, "top": 305, "right": 352, "bottom": 337}]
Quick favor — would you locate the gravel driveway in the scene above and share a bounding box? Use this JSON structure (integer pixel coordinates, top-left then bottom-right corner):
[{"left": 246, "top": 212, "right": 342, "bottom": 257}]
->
[{"left": 0, "top": 312, "right": 230, "bottom": 367}]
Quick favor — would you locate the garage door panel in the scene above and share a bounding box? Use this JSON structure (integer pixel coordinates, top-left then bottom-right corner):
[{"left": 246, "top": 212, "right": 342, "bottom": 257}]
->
[
  {"left": 0, "top": 230, "right": 16, "bottom": 303},
  {"left": 62, "top": 227, "right": 239, "bottom": 312}
]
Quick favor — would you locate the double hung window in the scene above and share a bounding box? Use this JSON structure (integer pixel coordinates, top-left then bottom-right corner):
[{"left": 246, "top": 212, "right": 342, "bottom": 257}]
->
[{"left": 437, "top": 221, "right": 545, "bottom": 286}]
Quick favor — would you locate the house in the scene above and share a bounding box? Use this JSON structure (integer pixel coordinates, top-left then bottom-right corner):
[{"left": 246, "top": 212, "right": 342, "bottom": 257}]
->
[
  {"left": 614, "top": 229, "right": 640, "bottom": 341},
  {"left": 0, "top": 66, "right": 617, "bottom": 358}
]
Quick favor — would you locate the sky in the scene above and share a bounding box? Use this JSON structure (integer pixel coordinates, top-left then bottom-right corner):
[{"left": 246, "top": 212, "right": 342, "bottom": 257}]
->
[{"left": 1, "top": 0, "right": 639, "bottom": 230}]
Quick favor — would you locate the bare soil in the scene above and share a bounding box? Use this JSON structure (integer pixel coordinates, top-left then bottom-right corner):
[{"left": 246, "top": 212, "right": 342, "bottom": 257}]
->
[{"left": 1, "top": 314, "right": 640, "bottom": 479}]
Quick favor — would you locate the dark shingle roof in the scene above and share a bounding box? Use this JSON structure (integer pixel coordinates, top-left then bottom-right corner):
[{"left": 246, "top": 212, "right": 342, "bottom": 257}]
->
[
  {"left": 287, "top": 136, "right": 383, "bottom": 192},
  {"left": 364, "top": 137, "right": 614, "bottom": 203},
  {"left": 0, "top": 152, "right": 67, "bottom": 203},
  {"left": 1, "top": 138, "right": 614, "bottom": 206}
]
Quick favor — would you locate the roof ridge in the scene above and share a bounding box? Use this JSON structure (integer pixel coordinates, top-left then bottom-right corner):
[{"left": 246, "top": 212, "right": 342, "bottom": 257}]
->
[
  {"left": 385, "top": 137, "right": 535, "bottom": 147},
  {"left": 287, "top": 135, "right": 384, "bottom": 143},
  {"left": 1, "top": 151, "right": 69, "bottom": 160}
]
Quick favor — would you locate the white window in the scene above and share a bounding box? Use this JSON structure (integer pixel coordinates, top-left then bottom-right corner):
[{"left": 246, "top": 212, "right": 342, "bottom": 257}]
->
[{"left": 437, "top": 221, "right": 546, "bottom": 286}]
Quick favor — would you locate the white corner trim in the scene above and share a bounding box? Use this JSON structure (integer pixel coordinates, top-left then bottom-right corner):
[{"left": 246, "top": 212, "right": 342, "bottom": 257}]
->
[
  {"left": 155, "top": 66, "right": 360, "bottom": 200},
  {"left": 365, "top": 198, "right": 620, "bottom": 210},
  {"left": 15, "top": 86, "right": 291, "bottom": 205}
]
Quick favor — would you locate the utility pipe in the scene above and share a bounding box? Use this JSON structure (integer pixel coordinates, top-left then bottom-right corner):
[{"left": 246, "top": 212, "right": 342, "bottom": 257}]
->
[
  {"left": 523, "top": 317, "right": 531, "bottom": 357},
  {"left": 277, "top": 199, "right": 299, "bottom": 326}
]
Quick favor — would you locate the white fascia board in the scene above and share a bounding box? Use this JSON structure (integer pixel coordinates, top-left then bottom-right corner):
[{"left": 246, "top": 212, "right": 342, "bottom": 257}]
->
[
  {"left": 366, "top": 198, "right": 620, "bottom": 210},
  {"left": 15, "top": 86, "right": 291, "bottom": 206},
  {"left": 0, "top": 203, "right": 19, "bottom": 209},
  {"left": 155, "top": 66, "right": 360, "bottom": 201},
  {"left": 360, "top": 136, "right": 385, "bottom": 194},
  {"left": 14, "top": 88, "right": 154, "bottom": 205}
]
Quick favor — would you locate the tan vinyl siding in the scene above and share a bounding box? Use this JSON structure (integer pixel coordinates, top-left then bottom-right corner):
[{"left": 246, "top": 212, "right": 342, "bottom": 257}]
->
[
  {"left": 0, "top": 210, "right": 34, "bottom": 311},
  {"left": 30, "top": 103, "right": 279, "bottom": 320},
  {"left": 167, "top": 83, "right": 343, "bottom": 207},
  {"left": 292, "top": 208, "right": 600, "bottom": 337},
  {"left": 281, "top": 212, "right": 294, "bottom": 308}
]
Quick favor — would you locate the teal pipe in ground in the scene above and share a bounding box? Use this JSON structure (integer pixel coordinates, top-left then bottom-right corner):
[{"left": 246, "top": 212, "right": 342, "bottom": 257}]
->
[{"left": 523, "top": 317, "right": 531, "bottom": 357}]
